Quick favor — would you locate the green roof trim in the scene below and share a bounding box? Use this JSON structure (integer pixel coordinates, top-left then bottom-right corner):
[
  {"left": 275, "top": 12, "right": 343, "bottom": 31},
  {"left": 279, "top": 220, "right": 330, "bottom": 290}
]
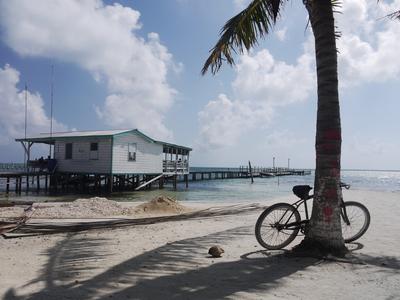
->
[{"left": 15, "top": 129, "right": 192, "bottom": 151}]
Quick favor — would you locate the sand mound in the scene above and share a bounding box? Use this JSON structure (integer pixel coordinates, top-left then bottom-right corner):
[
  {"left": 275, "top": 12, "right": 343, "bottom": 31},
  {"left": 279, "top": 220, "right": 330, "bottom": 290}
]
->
[
  {"left": 0, "top": 197, "right": 131, "bottom": 219},
  {"left": 33, "top": 197, "right": 131, "bottom": 218},
  {"left": 0, "top": 196, "right": 190, "bottom": 219},
  {"left": 133, "top": 196, "right": 188, "bottom": 215}
]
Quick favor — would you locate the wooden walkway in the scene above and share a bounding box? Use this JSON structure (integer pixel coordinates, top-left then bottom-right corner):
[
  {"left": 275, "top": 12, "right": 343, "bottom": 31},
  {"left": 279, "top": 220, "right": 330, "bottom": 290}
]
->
[
  {"left": 188, "top": 167, "right": 311, "bottom": 181},
  {"left": 0, "top": 166, "right": 311, "bottom": 195}
]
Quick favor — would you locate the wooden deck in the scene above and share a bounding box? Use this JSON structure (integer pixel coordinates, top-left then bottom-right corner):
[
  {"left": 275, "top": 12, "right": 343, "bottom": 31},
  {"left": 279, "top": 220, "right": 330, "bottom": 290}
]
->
[{"left": 0, "top": 166, "right": 311, "bottom": 195}]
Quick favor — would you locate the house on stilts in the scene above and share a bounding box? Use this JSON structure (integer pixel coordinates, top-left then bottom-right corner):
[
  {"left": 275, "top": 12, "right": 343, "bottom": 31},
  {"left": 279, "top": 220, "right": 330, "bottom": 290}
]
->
[{"left": 16, "top": 129, "right": 192, "bottom": 192}]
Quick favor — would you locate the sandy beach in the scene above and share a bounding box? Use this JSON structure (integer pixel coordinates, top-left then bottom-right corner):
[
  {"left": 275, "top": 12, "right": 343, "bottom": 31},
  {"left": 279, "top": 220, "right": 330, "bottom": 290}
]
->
[{"left": 1, "top": 189, "right": 399, "bottom": 300}]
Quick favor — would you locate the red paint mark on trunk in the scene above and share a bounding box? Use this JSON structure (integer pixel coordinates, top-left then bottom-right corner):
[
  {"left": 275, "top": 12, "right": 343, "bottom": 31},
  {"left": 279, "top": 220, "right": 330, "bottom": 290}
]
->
[
  {"left": 330, "top": 160, "right": 339, "bottom": 168},
  {"left": 317, "top": 143, "right": 337, "bottom": 153},
  {"left": 331, "top": 168, "right": 340, "bottom": 177},
  {"left": 323, "top": 206, "right": 333, "bottom": 223},
  {"left": 324, "top": 129, "right": 341, "bottom": 140},
  {"left": 324, "top": 188, "right": 337, "bottom": 199}
]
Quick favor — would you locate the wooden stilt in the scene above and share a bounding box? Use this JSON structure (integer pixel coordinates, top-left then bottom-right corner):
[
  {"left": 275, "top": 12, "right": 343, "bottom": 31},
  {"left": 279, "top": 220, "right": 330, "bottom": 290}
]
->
[
  {"left": 6, "top": 177, "right": 10, "bottom": 194},
  {"left": 185, "top": 174, "right": 188, "bottom": 188},
  {"left": 108, "top": 175, "right": 113, "bottom": 193},
  {"left": 36, "top": 174, "right": 40, "bottom": 192},
  {"left": 15, "top": 177, "right": 18, "bottom": 193},
  {"left": 173, "top": 175, "right": 177, "bottom": 190},
  {"left": 18, "top": 177, "right": 21, "bottom": 193}
]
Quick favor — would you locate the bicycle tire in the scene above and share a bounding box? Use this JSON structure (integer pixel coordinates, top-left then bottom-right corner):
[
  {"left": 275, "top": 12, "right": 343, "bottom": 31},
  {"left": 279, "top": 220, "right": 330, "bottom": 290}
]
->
[
  {"left": 255, "top": 203, "right": 301, "bottom": 250},
  {"left": 341, "top": 201, "right": 370, "bottom": 243}
]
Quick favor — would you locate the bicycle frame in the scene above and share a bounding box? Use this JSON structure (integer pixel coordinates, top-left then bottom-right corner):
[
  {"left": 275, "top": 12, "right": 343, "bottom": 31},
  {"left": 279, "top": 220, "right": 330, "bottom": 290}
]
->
[{"left": 275, "top": 194, "right": 351, "bottom": 232}]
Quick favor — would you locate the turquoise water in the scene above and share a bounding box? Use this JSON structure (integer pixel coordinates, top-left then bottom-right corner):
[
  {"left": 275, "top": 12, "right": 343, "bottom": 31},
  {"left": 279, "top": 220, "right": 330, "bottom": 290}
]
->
[
  {"left": 110, "top": 170, "right": 399, "bottom": 203},
  {"left": 1, "top": 170, "right": 399, "bottom": 203}
]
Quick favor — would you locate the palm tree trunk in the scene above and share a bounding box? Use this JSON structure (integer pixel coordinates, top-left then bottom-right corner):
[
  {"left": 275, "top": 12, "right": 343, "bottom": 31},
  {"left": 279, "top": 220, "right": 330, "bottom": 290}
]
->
[{"left": 299, "top": 0, "right": 347, "bottom": 256}]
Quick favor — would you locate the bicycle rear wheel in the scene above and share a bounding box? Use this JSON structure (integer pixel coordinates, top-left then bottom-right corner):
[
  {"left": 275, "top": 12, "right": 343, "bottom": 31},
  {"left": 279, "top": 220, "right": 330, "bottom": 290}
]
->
[
  {"left": 255, "top": 203, "right": 301, "bottom": 250},
  {"left": 341, "top": 201, "right": 370, "bottom": 243}
]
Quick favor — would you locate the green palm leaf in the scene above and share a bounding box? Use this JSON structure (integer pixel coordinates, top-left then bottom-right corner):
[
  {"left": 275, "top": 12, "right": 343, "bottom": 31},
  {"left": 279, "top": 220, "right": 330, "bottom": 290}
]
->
[{"left": 202, "top": 0, "right": 286, "bottom": 75}]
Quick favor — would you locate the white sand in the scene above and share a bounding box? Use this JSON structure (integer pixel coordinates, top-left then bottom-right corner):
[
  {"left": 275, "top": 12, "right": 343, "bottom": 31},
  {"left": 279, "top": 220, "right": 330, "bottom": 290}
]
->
[{"left": 0, "top": 189, "right": 399, "bottom": 300}]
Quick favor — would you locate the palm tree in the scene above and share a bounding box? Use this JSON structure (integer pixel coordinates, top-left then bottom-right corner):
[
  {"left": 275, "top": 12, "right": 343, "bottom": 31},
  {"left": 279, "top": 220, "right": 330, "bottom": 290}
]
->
[{"left": 202, "top": 0, "right": 347, "bottom": 256}]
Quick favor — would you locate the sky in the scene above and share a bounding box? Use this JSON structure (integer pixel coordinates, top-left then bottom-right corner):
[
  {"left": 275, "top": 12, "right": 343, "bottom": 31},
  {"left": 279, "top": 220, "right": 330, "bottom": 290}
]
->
[{"left": 0, "top": 0, "right": 399, "bottom": 170}]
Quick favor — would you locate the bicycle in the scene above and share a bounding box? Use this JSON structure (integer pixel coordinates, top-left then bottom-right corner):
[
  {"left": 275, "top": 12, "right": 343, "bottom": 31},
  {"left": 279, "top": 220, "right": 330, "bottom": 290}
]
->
[{"left": 255, "top": 182, "right": 370, "bottom": 250}]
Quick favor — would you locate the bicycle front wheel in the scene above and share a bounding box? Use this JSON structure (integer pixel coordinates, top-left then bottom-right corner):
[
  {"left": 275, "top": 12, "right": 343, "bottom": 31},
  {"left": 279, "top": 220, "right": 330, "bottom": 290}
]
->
[
  {"left": 341, "top": 201, "right": 370, "bottom": 243},
  {"left": 255, "top": 203, "right": 301, "bottom": 250}
]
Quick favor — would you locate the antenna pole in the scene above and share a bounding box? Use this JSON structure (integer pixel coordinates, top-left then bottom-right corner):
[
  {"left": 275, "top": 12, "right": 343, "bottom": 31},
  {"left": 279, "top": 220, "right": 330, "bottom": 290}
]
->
[
  {"left": 24, "top": 83, "right": 28, "bottom": 169},
  {"left": 49, "top": 64, "right": 54, "bottom": 158}
]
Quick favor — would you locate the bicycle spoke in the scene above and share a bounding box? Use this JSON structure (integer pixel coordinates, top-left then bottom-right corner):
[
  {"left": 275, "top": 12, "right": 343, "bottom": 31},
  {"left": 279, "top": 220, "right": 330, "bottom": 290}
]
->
[
  {"left": 255, "top": 203, "right": 301, "bottom": 249},
  {"left": 341, "top": 202, "right": 370, "bottom": 243}
]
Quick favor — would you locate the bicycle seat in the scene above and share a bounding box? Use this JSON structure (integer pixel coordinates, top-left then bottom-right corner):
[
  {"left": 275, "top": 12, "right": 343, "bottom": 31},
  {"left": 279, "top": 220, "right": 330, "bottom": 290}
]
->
[{"left": 292, "top": 185, "right": 313, "bottom": 200}]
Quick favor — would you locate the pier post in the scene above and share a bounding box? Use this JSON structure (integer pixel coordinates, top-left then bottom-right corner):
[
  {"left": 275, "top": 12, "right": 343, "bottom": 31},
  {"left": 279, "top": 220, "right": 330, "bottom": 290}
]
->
[
  {"left": 184, "top": 174, "right": 188, "bottom": 188},
  {"left": 107, "top": 175, "right": 113, "bottom": 193},
  {"left": 159, "top": 175, "right": 164, "bottom": 189},
  {"left": 45, "top": 175, "right": 48, "bottom": 191},
  {"left": 6, "top": 176, "right": 10, "bottom": 194},
  {"left": 248, "top": 161, "right": 254, "bottom": 184},
  {"left": 36, "top": 174, "right": 40, "bottom": 192},
  {"left": 173, "top": 175, "right": 177, "bottom": 190}
]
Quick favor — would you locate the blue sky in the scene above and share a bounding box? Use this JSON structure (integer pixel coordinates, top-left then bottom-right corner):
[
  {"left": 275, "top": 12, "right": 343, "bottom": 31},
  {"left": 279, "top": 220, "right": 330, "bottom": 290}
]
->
[{"left": 0, "top": 0, "right": 399, "bottom": 170}]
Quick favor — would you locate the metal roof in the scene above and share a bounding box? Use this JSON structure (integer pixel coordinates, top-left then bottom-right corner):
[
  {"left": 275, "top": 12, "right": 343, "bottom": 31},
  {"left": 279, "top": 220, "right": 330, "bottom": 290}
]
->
[{"left": 16, "top": 129, "right": 192, "bottom": 150}]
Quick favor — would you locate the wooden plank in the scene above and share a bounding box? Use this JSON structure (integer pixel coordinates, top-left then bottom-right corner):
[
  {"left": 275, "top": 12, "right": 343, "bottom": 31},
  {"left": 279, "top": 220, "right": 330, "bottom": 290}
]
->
[{"left": 135, "top": 174, "right": 164, "bottom": 191}]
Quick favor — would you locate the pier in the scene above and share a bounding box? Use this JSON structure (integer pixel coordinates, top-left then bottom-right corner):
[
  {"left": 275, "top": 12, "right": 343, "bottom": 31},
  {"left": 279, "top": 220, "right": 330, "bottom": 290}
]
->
[{"left": 0, "top": 164, "right": 311, "bottom": 196}]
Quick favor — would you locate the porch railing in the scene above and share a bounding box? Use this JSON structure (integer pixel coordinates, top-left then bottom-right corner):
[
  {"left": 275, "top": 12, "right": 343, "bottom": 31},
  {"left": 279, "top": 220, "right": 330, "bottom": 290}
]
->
[{"left": 163, "top": 160, "right": 189, "bottom": 174}]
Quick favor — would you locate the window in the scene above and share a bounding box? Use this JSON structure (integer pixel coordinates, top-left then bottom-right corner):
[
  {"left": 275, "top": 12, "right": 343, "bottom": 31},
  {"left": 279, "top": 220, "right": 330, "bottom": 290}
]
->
[
  {"left": 90, "top": 142, "right": 99, "bottom": 160},
  {"left": 90, "top": 142, "right": 98, "bottom": 151},
  {"left": 65, "top": 143, "right": 73, "bottom": 159},
  {"left": 128, "top": 143, "right": 137, "bottom": 161}
]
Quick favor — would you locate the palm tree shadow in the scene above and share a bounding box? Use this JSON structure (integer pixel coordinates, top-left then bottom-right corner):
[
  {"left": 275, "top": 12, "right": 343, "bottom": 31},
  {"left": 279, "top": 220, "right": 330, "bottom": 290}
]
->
[
  {"left": 5, "top": 229, "right": 398, "bottom": 300},
  {"left": 4, "top": 226, "right": 318, "bottom": 300},
  {"left": 346, "top": 242, "right": 399, "bottom": 272}
]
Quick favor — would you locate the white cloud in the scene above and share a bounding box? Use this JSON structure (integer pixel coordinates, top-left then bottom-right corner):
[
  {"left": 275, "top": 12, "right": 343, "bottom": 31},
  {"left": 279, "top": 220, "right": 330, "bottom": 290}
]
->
[
  {"left": 198, "top": 49, "right": 314, "bottom": 149},
  {"left": 275, "top": 27, "right": 287, "bottom": 41},
  {"left": 336, "top": 0, "right": 400, "bottom": 85},
  {"left": 197, "top": 93, "right": 271, "bottom": 148},
  {"left": 0, "top": 64, "right": 67, "bottom": 145},
  {"left": 232, "top": 49, "right": 314, "bottom": 106},
  {"left": 0, "top": 0, "right": 178, "bottom": 140}
]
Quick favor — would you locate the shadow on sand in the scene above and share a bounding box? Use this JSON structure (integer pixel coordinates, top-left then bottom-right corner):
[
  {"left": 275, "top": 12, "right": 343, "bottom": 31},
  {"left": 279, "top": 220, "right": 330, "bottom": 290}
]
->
[
  {"left": 4, "top": 229, "right": 399, "bottom": 299},
  {"left": 4, "top": 225, "right": 318, "bottom": 300}
]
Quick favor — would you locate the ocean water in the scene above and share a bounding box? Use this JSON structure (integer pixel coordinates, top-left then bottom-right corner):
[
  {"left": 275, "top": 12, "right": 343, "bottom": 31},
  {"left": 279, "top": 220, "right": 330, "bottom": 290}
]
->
[
  {"left": 112, "top": 169, "right": 400, "bottom": 203},
  {"left": 0, "top": 170, "right": 399, "bottom": 203}
]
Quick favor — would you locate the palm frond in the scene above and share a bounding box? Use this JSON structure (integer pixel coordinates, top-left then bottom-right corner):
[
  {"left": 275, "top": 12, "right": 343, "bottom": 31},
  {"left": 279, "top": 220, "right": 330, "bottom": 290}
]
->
[
  {"left": 376, "top": 0, "right": 400, "bottom": 20},
  {"left": 387, "top": 10, "right": 400, "bottom": 20},
  {"left": 202, "top": 0, "right": 286, "bottom": 75}
]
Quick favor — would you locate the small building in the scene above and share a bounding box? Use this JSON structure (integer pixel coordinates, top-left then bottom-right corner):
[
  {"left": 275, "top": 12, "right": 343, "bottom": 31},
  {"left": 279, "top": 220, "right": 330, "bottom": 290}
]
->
[{"left": 16, "top": 129, "right": 191, "bottom": 177}]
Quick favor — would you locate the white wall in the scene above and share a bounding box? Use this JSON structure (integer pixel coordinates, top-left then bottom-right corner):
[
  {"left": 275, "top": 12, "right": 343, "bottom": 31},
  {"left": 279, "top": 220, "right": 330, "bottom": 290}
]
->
[
  {"left": 54, "top": 137, "right": 112, "bottom": 173},
  {"left": 112, "top": 132, "right": 163, "bottom": 174}
]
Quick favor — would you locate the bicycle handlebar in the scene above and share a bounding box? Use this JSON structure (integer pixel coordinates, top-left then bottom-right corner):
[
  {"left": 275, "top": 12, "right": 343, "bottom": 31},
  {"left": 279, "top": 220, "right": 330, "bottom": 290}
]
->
[{"left": 340, "top": 182, "right": 351, "bottom": 189}]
